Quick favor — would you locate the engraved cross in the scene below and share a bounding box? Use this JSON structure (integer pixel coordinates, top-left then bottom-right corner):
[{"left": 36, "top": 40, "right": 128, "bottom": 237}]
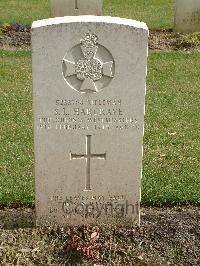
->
[
  {"left": 70, "top": 135, "right": 106, "bottom": 191},
  {"left": 75, "top": 0, "right": 78, "bottom": 9}
]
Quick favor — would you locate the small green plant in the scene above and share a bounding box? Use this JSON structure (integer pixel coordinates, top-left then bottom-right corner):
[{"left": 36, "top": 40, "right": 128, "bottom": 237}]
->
[{"left": 183, "top": 33, "right": 200, "bottom": 46}]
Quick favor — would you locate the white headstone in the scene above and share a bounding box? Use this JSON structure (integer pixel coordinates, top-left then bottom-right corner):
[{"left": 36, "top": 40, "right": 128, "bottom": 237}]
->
[
  {"left": 32, "top": 16, "right": 148, "bottom": 226},
  {"left": 175, "top": 0, "right": 200, "bottom": 33},
  {"left": 51, "top": 0, "right": 103, "bottom": 17}
]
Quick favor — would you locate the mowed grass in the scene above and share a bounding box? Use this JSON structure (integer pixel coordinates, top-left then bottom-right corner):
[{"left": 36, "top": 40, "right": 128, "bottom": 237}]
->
[
  {"left": 0, "top": 0, "right": 49, "bottom": 26},
  {"left": 0, "top": 0, "right": 175, "bottom": 30},
  {"left": 0, "top": 50, "right": 199, "bottom": 206},
  {"left": 144, "top": 52, "right": 200, "bottom": 205},
  {"left": 104, "top": 0, "right": 175, "bottom": 30},
  {"left": 0, "top": 50, "right": 33, "bottom": 205}
]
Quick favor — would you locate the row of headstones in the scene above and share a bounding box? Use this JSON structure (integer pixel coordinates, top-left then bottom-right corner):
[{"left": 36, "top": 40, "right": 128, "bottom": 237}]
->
[{"left": 51, "top": 0, "right": 200, "bottom": 33}]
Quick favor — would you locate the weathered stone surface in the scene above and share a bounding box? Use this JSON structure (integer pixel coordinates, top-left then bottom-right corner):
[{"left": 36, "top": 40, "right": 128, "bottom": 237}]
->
[
  {"left": 175, "top": 0, "right": 200, "bottom": 33},
  {"left": 32, "top": 16, "right": 148, "bottom": 226},
  {"left": 51, "top": 0, "right": 103, "bottom": 17}
]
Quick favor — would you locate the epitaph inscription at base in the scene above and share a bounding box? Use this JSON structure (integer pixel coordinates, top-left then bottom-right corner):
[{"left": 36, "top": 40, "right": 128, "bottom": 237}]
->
[
  {"left": 175, "top": 0, "right": 200, "bottom": 33},
  {"left": 32, "top": 16, "right": 148, "bottom": 226}
]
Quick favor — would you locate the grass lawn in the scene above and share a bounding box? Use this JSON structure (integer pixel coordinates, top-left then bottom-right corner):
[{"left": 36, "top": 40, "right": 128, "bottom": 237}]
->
[
  {"left": 0, "top": 50, "right": 33, "bottom": 205},
  {"left": 0, "top": 0, "right": 175, "bottom": 30},
  {"left": 0, "top": 50, "right": 199, "bottom": 206},
  {"left": 144, "top": 52, "right": 200, "bottom": 205},
  {"left": 104, "top": 0, "right": 175, "bottom": 30}
]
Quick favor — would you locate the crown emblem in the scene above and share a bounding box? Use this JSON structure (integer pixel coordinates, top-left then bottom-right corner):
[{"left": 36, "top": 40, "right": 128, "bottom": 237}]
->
[{"left": 63, "top": 32, "right": 114, "bottom": 93}]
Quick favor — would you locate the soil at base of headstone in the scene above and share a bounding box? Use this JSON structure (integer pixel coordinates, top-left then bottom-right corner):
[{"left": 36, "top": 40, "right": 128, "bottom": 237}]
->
[
  {"left": 0, "top": 206, "right": 199, "bottom": 265},
  {"left": 0, "top": 30, "right": 200, "bottom": 51}
]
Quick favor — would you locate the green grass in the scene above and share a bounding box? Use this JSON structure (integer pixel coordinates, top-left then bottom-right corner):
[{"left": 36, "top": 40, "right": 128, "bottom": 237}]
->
[
  {"left": 0, "top": 50, "right": 199, "bottom": 206},
  {"left": 144, "top": 52, "right": 200, "bottom": 205},
  {"left": 0, "top": 0, "right": 50, "bottom": 27},
  {"left": 104, "top": 0, "right": 175, "bottom": 30},
  {"left": 0, "top": 0, "right": 175, "bottom": 30},
  {"left": 0, "top": 50, "right": 33, "bottom": 206}
]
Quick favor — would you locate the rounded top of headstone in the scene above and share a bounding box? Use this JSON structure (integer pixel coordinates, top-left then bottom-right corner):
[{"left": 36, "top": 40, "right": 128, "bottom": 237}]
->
[{"left": 32, "top": 15, "right": 148, "bottom": 32}]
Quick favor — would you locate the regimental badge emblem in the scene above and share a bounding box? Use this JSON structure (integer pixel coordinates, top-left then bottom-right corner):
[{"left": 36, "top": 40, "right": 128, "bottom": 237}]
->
[{"left": 62, "top": 32, "right": 115, "bottom": 93}]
